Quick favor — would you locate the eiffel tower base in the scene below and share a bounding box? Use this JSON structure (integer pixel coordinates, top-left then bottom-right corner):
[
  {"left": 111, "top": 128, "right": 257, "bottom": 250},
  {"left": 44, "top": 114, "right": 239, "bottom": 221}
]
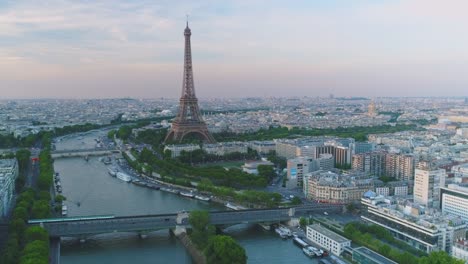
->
[{"left": 164, "top": 122, "right": 216, "bottom": 144}]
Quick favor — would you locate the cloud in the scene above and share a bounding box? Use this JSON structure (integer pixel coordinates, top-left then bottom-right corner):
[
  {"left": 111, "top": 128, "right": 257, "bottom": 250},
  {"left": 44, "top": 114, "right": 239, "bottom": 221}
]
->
[{"left": 0, "top": 0, "right": 467, "bottom": 98}]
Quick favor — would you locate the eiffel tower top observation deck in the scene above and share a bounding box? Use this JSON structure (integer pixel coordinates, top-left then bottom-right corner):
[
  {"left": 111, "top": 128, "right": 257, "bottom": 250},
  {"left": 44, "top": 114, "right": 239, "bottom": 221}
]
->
[{"left": 164, "top": 21, "right": 216, "bottom": 144}]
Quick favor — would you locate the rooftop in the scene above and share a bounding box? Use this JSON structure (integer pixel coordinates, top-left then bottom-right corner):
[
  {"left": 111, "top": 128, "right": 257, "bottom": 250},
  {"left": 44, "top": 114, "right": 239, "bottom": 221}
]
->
[
  {"left": 354, "top": 247, "right": 397, "bottom": 264},
  {"left": 308, "top": 224, "right": 350, "bottom": 244},
  {"left": 0, "top": 159, "right": 17, "bottom": 169}
]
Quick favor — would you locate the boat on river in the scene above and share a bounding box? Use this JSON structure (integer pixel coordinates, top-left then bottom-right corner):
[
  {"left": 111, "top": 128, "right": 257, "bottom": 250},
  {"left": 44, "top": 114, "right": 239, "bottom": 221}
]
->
[
  {"left": 225, "top": 202, "right": 247, "bottom": 211},
  {"left": 293, "top": 236, "right": 309, "bottom": 248},
  {"left": 277, "top": 225, "right": 293, "bottom": 237},
  {"left": 303, "top": 246, "right": 323, "bottom": 257},
  {"left": 180, "top": 191, "right": 194, "bottom": 198},
  {"left": 194, "top": 195, "right": 210, "bottom": 202},
  {"left": 116, "top": 172, "right": 132, "bottom": 182},
  {"left": 275, "top": 228, "right": 288, "bottom": 239},
  {"left": 259, "top": 223, "right": 271, "bottom": 231},
  {"left": 108, "top": 167, "right": 117, "bottom": 177}
]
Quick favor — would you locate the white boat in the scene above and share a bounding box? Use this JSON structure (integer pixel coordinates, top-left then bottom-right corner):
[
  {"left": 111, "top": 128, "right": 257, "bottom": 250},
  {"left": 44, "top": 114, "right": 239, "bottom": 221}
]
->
[
  {"left": 278, "top": 225, "right": 293, "bottom": 237},
  {"left": 275, "top": 228, "right": 288, "bottom": 239},
  {"left": 225, "top": 202, "right": 247, "bottom": 211},
  {"left": 194, "top": 195, "right": 210, "bottom": 201},
  {"left": 303, "top": 247, "right": 316, "bottom": 257},
  {"left": 180, "top": 192, "right": 194, "bottom": 198},
  {"left": 116, "top": 172, "right": 132, "bottom": 182},
  {"left": 259, "top": 223, "right": 271, "bottom": 231},
  {"left": 293, "top": 237, "right": 309, "bottom": 248},
  {"left": 108, "top": 167, "right": 117, "bottom": 177},
  {"left": 225, "top": 202, "right": 239, "bottom": 210}
]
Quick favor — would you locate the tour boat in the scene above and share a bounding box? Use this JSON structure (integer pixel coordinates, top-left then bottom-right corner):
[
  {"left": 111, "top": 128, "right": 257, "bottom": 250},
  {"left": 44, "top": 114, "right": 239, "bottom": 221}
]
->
[
  {"left": 293, "top": 236, "right": 309, "bottom": 248},
  {"left": 180, "top": 191, "right": 195, "bottom": 198},
  {"left": 108, "top": 167, "right": 117, "bottom": 177},
  {"left": 116, "top": 172, "right": 132, "bottom": 182},
  {"left": 275, "top": 228, "right": 288, "bottom": 239},
  {"left": 194, "top": 195, "right": 210, "bottom": 202}
]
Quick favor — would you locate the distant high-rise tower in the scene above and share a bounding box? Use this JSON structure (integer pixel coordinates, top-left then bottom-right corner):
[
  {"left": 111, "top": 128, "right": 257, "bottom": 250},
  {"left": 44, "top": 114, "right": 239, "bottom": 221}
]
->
[
  {"left": 368, "top": 100, "right": 377, "bottom": 116},
  {"left": 164, "top": 22, "right": 215, "bottom": 144}
]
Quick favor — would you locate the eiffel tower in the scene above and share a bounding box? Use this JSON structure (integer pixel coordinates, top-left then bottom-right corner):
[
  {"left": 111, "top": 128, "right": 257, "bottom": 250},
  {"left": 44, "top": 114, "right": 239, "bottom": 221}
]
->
[{"left": 164, "top": 21, "right": 216, "bottom": 144}]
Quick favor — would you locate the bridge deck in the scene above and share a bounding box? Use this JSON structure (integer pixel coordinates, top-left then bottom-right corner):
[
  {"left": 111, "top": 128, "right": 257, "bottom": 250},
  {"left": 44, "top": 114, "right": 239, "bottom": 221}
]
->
[{"left": 29, "top": 205, "right": 342, "bottom": 237}]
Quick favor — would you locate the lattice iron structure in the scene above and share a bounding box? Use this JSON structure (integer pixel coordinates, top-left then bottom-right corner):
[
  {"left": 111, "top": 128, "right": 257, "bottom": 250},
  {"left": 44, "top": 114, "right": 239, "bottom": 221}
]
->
[{"left": 164, "top": 22, "right": 216, "bottom": 144}]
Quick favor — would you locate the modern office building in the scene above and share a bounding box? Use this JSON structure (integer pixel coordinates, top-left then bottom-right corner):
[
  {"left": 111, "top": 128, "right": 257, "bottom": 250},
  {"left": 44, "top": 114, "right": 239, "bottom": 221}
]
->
[
  {"left": 351, "top": 142, "right": 375, "bottom": 155},
  {"left": 287, "top": 156, "right": 313, "bottom": 188},
  {"left": 0, "top": 159, "right": 19, "bottom": 218},
  {"left": 440, "top": 184, "right": 468, "bottom": 222},
  {"left": 352, "top": 247, "right": 397, "bottom": 264},
  {"left": 414, "top": 164, "right": 446, "bottom": 208},
  {"left": 306, "top": 224, "right": 351, "bottom": 256},
  {"left": 361, "top": 196, "right": 466, "bottom": 254}
]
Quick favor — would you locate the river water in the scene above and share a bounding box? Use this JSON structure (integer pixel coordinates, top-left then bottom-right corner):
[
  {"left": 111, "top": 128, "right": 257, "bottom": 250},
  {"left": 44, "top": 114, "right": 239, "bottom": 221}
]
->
[{"left": 56, "top": 130, "right": 318, "bottom": 264}]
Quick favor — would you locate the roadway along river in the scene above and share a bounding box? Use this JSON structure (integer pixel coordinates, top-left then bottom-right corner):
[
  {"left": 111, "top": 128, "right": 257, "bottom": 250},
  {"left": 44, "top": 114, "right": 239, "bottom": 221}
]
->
[{"left": 55, "top": 130, "right": 319, "bottom": 264}]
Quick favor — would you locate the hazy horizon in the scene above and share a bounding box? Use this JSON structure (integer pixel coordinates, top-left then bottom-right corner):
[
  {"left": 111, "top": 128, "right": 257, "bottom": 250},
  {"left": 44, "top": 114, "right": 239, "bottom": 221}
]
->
[{"left": 1, "top": 0, "right": 468, "bottom": 99}]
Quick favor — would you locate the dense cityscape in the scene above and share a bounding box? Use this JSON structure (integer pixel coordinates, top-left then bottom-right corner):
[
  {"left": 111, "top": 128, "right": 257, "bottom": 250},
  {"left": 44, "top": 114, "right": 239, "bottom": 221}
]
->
[{"left": 1, "top": 1, "right": 468, "bottom": 264}]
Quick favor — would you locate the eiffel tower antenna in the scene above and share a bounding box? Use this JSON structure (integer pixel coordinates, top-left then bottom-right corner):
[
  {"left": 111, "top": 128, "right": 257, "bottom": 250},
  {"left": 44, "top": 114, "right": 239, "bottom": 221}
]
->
[{"left": 164, "top": 21, "right": 215, "bottom": 144}]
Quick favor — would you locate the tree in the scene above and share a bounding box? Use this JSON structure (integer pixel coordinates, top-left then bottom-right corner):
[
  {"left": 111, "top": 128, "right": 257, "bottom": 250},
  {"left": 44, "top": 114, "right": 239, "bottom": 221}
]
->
[
  {"left": 116, "top": 125, "right": 132, "bottom": 140},
  {"left": 299, "top": 217, "right": 308, "bottom": 228},
  {"left": 107, "top": 130, "right": 116, "bottom": 139},
  {"left": 378, "top": 244, "right": 391, "bottom": 256},
  {"left": 419, "top": 251, "right": 464, "bottom": 264},
  {"left": 9, "top": 218, "right": 27, "bottom": 238},
  {"left": 31, "top": 200, "right": 51, "bottom": 219},
  {"left": 54, "top": 194, "right": 66, "bottom": 203},
  {"left": 25, "top": 226, "right": 49, "bottom": 244},
  {"left": 291, "top": 197, "right": 302, "bottom": 205},
  {"left": 257, "top": 165, "right": 275, "bottom": 182},
  {"left": 13, "top": 206, "right": 28, "bottom": 220},
  {"left": 22, "top": 240, "right": 48, "bottom": 257},
  {"left": 1, "top": 235, "right": 20, "bottom": 264},
  {"left": 205, "top": 235, "right": 247, "bottom": 264},
  {"left": 37, "top": 191, "right": 51, "bottom": 201},
  {"left": 189, "top": 210, "right": 214, "bottom": 249}
]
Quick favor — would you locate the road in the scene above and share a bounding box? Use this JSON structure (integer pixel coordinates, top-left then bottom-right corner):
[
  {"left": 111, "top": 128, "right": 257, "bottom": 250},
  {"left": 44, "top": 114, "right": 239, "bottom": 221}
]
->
[
  {"left": 50, "top": 237, "right": 60, "bottom": 264},
  {"left": 26, "top": 149, "right": 40, "bottom": 189}
]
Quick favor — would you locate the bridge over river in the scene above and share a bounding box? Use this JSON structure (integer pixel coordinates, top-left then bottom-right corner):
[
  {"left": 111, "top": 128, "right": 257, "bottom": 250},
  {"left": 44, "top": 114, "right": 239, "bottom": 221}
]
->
[
  {"left": 30, "top": 204, "right": 342, "bottom": 237},
  {"left": 31, "top": 204, "right": 342, "bottom": 264}
]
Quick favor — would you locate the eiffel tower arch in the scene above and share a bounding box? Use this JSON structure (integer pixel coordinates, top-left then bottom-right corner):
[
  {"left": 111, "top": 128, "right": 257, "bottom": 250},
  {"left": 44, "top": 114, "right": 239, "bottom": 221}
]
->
[{"left": 164, "top": 22, "right": 216, "bottom": 144}]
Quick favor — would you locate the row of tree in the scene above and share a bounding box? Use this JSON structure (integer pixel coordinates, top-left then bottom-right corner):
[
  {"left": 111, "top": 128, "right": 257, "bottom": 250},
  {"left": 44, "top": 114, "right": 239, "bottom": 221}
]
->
[
  {"left": 212, "top": 124, "right": 420, "bottom": 142},
  {"left": 125, "top": 148, "right": 285, "bottom": 208},
  {"left": 197, "top": 179, "right": 283, "bottom": 208},
  {"left": 1, "top": 149, "right": 52, "bottom": 263},
  {"left": 138, "top": 148, "right": 269, "bottom": 188},
  {"left": 176, "top": 148, "right": 259, "bottom": 165},
  {"left": 189, "top": 211, "right": 247, "bottom": 264},
  {"left": 343, "top": 222, "right": 463, "bottom": 264}
]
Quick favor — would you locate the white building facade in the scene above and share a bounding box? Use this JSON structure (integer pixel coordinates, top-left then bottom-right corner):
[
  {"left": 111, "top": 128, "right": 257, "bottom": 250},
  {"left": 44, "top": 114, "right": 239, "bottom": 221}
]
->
[
  {"left": 0, "top": 159, "right": 19, "bottom": 218},
  {"left": 306, "top": 224, "right": 351, "bottom": 256},
  {"left": 414, "top": 166, "right": 446, "bottom": 208}
]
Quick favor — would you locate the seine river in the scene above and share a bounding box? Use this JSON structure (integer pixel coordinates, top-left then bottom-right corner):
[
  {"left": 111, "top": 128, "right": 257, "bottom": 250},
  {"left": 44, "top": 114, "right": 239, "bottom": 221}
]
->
[{"left": 55, "top": 130, "right": 317, "bottom": 263}]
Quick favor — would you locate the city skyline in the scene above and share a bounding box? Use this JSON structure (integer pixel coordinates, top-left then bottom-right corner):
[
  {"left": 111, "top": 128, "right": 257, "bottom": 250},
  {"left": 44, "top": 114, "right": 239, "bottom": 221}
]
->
[{"left": 1, "top": 0, "right": 468, "bottom": 99}]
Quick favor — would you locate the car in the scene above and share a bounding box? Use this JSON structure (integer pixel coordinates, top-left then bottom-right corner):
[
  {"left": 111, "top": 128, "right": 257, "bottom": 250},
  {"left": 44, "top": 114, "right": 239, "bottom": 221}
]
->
[{"left": 324, "top": 212, "right": 328, "bottom": 216}]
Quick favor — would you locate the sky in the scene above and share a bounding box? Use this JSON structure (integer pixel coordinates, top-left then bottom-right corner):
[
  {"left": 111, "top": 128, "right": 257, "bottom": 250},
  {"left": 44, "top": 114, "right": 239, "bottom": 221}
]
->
[{"left": 0, "top": 0, "right": 467, "bottom": 99}]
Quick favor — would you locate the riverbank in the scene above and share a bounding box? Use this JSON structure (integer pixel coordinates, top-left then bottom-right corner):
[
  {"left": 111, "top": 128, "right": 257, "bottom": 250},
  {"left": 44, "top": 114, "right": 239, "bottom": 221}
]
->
[{"left": 175, "top": 231, "right": 206, "bottom": 264}]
